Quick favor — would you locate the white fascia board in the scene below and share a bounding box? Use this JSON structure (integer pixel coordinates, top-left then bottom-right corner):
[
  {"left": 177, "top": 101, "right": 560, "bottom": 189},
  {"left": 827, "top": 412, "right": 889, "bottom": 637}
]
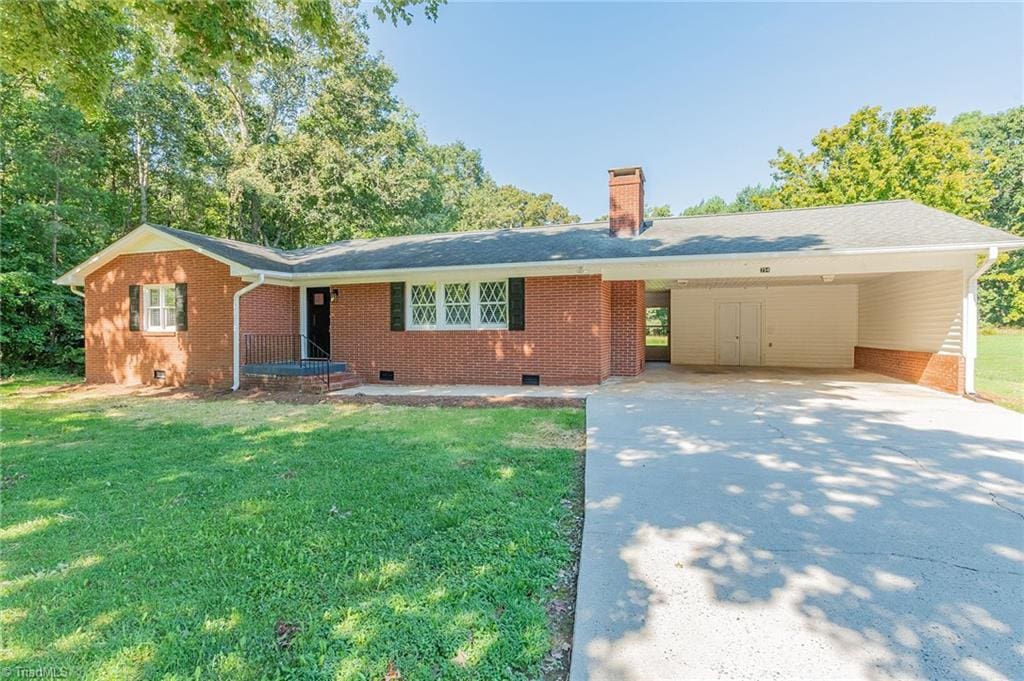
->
[
  {"left": 247, "top": 244, "right": 1001, "bottom": 287},
  {"left": 54, "top": 224, "right": 256, "bottom": 286}
]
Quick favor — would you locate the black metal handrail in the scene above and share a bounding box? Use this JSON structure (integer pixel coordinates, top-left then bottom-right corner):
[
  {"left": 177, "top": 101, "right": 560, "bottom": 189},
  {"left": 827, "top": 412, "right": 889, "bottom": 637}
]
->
[{"left": 243, "top": 333, "right": 333, "bottom": 391}]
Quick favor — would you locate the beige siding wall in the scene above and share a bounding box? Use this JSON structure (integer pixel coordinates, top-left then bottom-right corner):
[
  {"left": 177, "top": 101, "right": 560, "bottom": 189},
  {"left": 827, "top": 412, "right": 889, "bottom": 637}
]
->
[
  {"left": 669, "top": 284, "right": 858, "bottom": 368},
  {"left": 857, "top": 271, "right": 964, "bottom": 355}
]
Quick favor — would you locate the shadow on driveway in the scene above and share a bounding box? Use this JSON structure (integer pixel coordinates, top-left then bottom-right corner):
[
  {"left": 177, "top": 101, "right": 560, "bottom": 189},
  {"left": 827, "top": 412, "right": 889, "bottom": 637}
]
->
[{"left": 571, "top": 366, "right": 1024, "bottom": 681}]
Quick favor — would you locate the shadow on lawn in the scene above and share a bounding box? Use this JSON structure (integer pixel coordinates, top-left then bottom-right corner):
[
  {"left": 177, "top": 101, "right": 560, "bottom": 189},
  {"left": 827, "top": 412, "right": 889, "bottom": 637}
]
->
[
  {"left": 576, "top": 377, "right": 1024, "bottom": 681},
  {"left": 2, "top": 396, "right": 580, "bottom": 678}
]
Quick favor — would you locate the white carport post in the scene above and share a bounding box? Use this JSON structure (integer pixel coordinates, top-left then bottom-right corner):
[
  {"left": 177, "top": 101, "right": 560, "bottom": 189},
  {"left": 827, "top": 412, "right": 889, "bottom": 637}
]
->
[
  {"left": 963, "top": 246, "right": 998, "bottom": 395},
  {"left": 232, "top": 273, "right": 266, "bottom": 391}
]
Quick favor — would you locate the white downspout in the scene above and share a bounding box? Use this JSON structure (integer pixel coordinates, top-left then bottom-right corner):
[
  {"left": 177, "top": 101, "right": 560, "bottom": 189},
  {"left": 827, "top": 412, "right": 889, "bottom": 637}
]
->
[
  {"left": 232, "top": 274, "right": 265, "bottom": 391},
  {"left": 70, "top": 286, "right": 85, "bottom": 298},
  {"left": 963, "top": 246, "right": 998, "bottom": 395}
]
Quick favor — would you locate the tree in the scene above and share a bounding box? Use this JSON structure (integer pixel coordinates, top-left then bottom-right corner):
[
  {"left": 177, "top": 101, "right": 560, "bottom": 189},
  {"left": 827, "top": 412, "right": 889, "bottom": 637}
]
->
[
  {"left": 455, "top": 183, "right": 579, "bottom": 231},
  {"left": 681, "top": 196, "right": 729, "bottom": 216},
  {"left": 0, "top": 1, "right": 583, "bottom": 372},
  {"left": 0, "top": 81, "right": 115, "bottom": 368},
  {"left": 680, "top": 186, "right": 775, "bottom": 216},
  {"left": 953, "top": 107, "right": 1023, "bottom": 235},
  {"left": 954, "top": 107, "right": 1024, "bottom": 327},
  {"left": 759, "top": 106, "right": 995, "bottom": 220},
  {"left": 0, "top": 0, "right": 444, "bottom": 114}
]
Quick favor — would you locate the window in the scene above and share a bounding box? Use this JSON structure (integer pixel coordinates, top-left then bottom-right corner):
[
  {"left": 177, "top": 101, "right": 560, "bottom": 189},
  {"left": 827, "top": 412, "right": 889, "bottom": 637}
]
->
[
  {"left": 410, "top": 283, "right": 437, "bottom": 326},
  {"left": 144, "top": 285, "right": 177, "bottom": 332},
  {"left": 407, "top": 280, "right": 509, "bottom": 330},
  {"left": 479, "top": 280, "right": 507, "bottom": 326},
  {"left": 444, "top": 283, "right": 471, "bottom": 326}
]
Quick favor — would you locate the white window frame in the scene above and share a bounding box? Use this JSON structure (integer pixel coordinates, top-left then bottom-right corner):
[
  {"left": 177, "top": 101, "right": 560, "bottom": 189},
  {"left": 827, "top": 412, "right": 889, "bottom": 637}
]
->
[
  {"left": 143, "top": 284, "right": 177, "bottom": 332},
  {"left": 406, "top": 279, "right": 509, "bottom": 331}
]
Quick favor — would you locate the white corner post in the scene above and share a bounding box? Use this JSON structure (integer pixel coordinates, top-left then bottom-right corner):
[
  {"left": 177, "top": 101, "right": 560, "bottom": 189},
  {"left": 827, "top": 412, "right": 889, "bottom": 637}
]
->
[
  {"left": 232, "top": 274, "right": 266, "bottom": 391},
  {"left": 963, "top": 246, "right": 998, "bottom": 395}
]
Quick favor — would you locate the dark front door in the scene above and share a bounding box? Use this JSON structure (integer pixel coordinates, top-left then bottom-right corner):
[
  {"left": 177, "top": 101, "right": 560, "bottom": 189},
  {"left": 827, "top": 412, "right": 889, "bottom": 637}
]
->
[{"left": 306, "top": 287, "right": 331, "bottom": 358}]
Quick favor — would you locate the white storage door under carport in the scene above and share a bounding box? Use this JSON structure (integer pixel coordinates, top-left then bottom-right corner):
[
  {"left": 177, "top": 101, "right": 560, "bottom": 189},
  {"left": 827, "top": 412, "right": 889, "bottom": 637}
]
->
[{"left": 671, "top": 284, "right": 858, "bottom": 368}]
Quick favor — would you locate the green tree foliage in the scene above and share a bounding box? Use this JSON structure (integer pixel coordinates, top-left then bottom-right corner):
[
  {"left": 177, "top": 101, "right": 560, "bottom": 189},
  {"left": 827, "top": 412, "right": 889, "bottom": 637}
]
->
[
  {"left": 646, "top": 204, "right": 673, "bottom": 218},
  {"left": 954, "top": 107, "right": 1024, "bottom": 327},
  {"left": 456, "top": 183, "right": 580, "bottom": 231},
  {"left": 681, "top": 185, "right": 775, "bottom": 216},
  {"left": 682, "top": 196, "right": 729, "bottom": 216},
  {"left": 759, "top": 105, "right": 1019, "bottom": 327},
  {"left": 760, "top": 106, "right": 995, "bottom": 220},
  {"left": 0, "top": 0, "right": 444, "bottom": 114},
  {"left": 0, "top": 1, "right": 576, "bottom": 371}
]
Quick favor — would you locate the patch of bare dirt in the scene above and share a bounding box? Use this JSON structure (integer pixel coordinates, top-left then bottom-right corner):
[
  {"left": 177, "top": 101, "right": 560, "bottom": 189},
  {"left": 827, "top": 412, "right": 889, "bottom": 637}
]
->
[
  {"left": 541, "top": 444, "right": 586, "bottom": 681},
  {"left": 274, "top": 620, "right": 301, "bottom": 650},
  {"left": 329, "top": 394, "right": 585, "bottom": 409},
  {"left": 505, "top": 419, "right": 585, "bottom": 450}
]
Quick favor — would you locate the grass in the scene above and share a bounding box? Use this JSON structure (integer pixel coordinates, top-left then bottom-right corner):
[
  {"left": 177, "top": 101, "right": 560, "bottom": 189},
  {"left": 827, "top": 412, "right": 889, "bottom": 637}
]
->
[
  {"left": 644, "top": 336, "right": 668, "bottom": 347},
  {"left": 0, "top": 376, "right": 584, "bottom": 679},
  {"left": 976, "top": 328, "right": 1024, "bottom": 412}
]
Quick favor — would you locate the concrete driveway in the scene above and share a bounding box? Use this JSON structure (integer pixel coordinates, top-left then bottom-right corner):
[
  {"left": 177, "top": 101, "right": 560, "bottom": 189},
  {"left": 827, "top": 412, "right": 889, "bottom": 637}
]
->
[{"left": 571, "top": 365, "right": 1024, "bottom": 681}]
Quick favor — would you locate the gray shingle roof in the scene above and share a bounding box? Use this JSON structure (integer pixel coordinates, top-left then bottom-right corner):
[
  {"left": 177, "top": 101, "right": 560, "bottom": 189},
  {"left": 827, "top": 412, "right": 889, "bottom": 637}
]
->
[{"left": 153, "top": 200, "right": 1023, "bottom": 275}]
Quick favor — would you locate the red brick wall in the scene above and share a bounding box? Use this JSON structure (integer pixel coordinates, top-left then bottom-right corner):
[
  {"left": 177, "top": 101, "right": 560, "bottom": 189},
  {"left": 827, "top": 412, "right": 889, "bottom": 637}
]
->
[
  {"left": 331, "top": 275, "right": 615, "bottom": 386},
  {"left": 239, "top": 284, "right": 299, "bottom": 360},
  {"left": 85, "top": 252, "right": 647, "bottom": 388},
  {"left": 854, "top": 346, "right": 965, "bottom": 395},
  {"left": 84, "top": 251, "right": 297, "bottom": 386},
  {"left": 610, "top": 280, "right": 646, "bottom": 376}
]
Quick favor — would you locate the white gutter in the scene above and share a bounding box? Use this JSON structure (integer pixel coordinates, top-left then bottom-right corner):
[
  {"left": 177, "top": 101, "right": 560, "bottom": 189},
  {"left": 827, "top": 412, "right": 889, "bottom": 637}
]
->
[
  {"left": 963, "top": 246, "right": 999, "bottom": 395},
  {"left": 232, "top": 273, "right": 265, "bottom": 391}
]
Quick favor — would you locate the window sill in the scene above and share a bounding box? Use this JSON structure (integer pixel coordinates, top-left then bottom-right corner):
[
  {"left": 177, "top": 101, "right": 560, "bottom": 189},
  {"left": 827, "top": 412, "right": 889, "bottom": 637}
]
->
[
  {"left": 406, "top": 326, "right": 509, "bottom": 332},
  {"left": 142, "top": 331, "right": 178, "bottom": 337}
]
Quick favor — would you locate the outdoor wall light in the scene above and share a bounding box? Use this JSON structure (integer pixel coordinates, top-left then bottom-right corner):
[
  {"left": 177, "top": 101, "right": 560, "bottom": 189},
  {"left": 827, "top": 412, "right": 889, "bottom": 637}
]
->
[{"left": 330, "top": 288, "right": 339, "bottom": 302}]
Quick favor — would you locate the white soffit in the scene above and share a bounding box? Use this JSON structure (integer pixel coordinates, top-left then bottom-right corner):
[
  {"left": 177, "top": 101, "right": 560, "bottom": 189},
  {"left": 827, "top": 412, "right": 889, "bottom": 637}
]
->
[{"left": 646, "top": 273, "right": 890, "bottom": 291}]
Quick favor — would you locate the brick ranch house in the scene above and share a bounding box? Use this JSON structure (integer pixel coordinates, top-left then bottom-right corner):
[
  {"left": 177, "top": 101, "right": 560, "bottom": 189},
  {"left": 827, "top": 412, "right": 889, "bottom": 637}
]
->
[{"left": 56, "top": 166, "right": 1023, "bottom": 395}]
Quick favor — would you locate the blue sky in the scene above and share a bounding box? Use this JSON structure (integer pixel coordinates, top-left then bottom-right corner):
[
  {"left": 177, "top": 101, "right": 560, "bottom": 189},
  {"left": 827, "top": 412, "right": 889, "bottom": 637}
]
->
[{"left": 367, "top": 2, "right": 1023, "bottom": 220}]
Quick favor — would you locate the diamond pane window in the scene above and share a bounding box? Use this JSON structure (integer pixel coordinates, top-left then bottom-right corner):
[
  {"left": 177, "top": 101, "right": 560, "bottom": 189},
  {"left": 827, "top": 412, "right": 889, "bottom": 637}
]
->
[
  {"left": 479, "top": 280, "right": 507, "bottom": 326},
  {"left": 444, "top": 283, "right": 471, "bottom": 326},
  {"left": 411, "top": 284, "right": 437, "bottom": 326}
]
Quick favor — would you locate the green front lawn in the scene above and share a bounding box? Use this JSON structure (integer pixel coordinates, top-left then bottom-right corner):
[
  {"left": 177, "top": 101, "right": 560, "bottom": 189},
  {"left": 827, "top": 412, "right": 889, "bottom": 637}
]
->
[
  {"left": 977, "top": 328, "right": 1024, "bottom": 412},
  {"left": 0, "top": 377, "right": 584, "bottom": 679}
]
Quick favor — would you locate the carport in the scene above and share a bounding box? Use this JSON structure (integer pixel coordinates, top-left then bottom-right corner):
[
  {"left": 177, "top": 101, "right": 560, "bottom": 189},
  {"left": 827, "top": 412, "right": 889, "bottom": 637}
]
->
[{"left": 629, "top": 245, "right": 998, "bottom": 395}]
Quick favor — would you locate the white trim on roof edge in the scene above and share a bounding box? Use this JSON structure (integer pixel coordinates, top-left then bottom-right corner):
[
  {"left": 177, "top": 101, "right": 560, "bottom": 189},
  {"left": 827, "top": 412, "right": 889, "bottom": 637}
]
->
[{"left": 53, "top": 225, "right": 255, "bottom": 286}]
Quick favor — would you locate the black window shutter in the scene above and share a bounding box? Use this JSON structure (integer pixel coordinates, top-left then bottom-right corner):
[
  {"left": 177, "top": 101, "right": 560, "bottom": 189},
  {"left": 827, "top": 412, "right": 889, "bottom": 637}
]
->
[
  {"left": 129, "top": 285, "right": 141, "bottom": 331},
  {"left": 390, "top": 282, "right": 405, "bottom": 331},
  {"left": 508, "top": 277, "right": 525, "bottom": 331},
  {"left": 175, "top": 283, "right": 188, "bottom": 331}
]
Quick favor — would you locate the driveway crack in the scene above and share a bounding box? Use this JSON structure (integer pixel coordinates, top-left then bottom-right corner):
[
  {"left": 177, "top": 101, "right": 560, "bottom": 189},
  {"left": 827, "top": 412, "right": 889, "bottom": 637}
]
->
[
  {"left": 881, "top": 444, "right": 1024, "bottom": 524},
  {"left": 755, "top": 546, "right": 1023, "bottom": 576}
]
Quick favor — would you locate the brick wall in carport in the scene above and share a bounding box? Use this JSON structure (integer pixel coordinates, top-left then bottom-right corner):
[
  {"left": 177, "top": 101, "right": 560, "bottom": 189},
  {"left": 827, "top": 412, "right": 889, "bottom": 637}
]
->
[{"left": 854, "top": 346, "right": 965, "bottom": 395}]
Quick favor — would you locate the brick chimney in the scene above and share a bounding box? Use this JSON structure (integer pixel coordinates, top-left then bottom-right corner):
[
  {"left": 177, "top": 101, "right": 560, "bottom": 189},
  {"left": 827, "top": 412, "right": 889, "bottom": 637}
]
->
[{"left": 608, "top": 166, "right": 645, "bottom": 237}]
